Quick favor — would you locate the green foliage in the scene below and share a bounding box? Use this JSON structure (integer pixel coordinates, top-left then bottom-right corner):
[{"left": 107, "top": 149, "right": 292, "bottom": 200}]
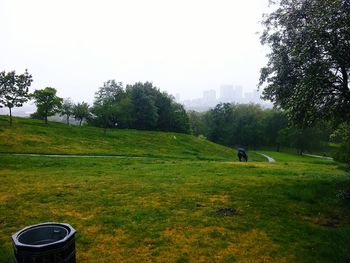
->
[
  {"left": 31, "top": 87, "right": 63, "bottom": 124},
  {"left": 0, "top": 69, "right": 33, "bottom": 125},
  {"left": 330, "top": 122, "right": 350, "bottom": 143},
  {"left": 90, "top": 80, "right": 133, "bottom": 130},
  {"left": 277, "top": 127, "right": 327, "bottom": 155},
  {"left": 60, "top": 98, "right": 74, "bottom": 124},
  {"left": 73, "top": 102, "right": 90, "bottom": 126},
  {"left": 90, "top": 80, "right": 190, "bottom": 133},
  {"left": 260, "top": 0, "right": 350, "bottom": 127},
  {"left": 187, "top": 110, "right": 207, "bottom": 136},
  {"left": 201, "top": 103, "right": 285, "bottom": 149},
  {"left": 169, "top": 102, "right": 190, "bottom": 133},
  {"left": 128, "top": 82, "right": 159, "bottom": 130},
  {"left": 262, "top": 109, "right": 288, "bottom": 150},
  {"left": 206, "top": 103, "right": 233, "bottom": 146},
  {"left": 334, "top": 140, "right": 350, "bottom": 164},
  {"left": 189, "top": 103, "right": 331, "bottom": 153},
  {"left": 94, "top": 79, "right": 124, "bottom": 104}
]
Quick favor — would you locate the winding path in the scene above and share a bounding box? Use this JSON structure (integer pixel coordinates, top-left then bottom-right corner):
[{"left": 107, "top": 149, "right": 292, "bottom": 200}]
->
[
  {"left": 257, "top": 153, "right": 276, "bottom": 162},
  {"left": 302, "top": 153, "right": 333, "bottom": 160},
  {"left": 4, "top": 153, "right": 144, "bottom": 159}
]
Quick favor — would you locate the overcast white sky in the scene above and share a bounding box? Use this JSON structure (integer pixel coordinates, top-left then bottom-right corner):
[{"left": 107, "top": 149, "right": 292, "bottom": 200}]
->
[{"left": 0, "top": 0, "right": 270, "bottom": 103}]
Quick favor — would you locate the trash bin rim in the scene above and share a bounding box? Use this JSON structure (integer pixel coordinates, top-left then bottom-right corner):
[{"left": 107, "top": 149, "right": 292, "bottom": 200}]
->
[{"left": 12, "top": 222, "right": 76, "bottom": 248}]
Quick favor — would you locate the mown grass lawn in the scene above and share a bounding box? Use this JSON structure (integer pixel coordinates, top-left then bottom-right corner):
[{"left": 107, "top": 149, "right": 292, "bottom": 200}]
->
[
  {"left": 1, "top": 154, "right": 349, "bottom": 262},
  {"left": 0, "top": 116, "right": 241, "bottom": 161}
]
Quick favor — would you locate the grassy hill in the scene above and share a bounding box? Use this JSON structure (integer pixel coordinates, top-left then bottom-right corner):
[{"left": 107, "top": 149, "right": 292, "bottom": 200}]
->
[
  {"left": 1, "top": 115, "right": 349, "bottom": 262},
  {"left": 0, "top": 116, "right": 246, "bottom": 160}
]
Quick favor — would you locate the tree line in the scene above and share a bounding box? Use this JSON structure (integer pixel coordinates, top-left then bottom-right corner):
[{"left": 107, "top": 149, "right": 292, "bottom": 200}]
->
[
  {"left": 0, "top": 72, "right": 190, "bottom": 134},
  {"left": 0, "top": 68, "right": 348, "bottom": 161},
  {"left": 188, "top": 103, "right": 332, "bottom": 154}
]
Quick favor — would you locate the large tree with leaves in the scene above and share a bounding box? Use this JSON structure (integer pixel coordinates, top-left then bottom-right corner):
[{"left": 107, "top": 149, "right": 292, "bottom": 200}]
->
[
  {"left": 73, "top": 102, "right": 90, "bottom": 126},
  {"left": 259, "top": 0, "right": 350, "bottom": 127},
  {"left": 0, "top": 69, "right": 33, "bottom": 125},
  {"left": 127, "top": 82, "right": 159, "bottom": 130},
  {"left": 31, "top": 87, "right": 63, "bottom": 124}
]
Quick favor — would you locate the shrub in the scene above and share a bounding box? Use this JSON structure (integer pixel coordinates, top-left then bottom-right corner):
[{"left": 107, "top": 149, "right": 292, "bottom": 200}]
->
[{"left": 334, "top": 140, "right": 350, "bottom": 165}]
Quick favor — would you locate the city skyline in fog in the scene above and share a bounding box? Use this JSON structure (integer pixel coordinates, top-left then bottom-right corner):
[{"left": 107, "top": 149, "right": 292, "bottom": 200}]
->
[{"left": 1, "top": 0, "right": 272, "bottom": 105}]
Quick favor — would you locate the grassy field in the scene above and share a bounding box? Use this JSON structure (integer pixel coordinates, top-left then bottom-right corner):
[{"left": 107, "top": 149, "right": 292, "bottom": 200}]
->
[{"left": 1, "top": 117, "right": 350, "bottom": 262}]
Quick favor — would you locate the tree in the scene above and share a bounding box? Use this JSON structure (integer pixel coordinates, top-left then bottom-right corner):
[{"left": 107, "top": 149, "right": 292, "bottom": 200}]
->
[
  {"left": 277, "top": 126, "right": 326, "bottom": 155},
  {"left": 153, "top": 92, "right": 173, "bottom": 131},
  {"left": 60, "top": 98, "right": 74, "bottom": 124},
  {"left": 91, "top": 98, "right": 119, "bottom": 133},
  {"left": 90, "top": 80, "right": 134, "bottom": 131},
  {"left": 259, "top": 0, "right": 350, "bottom": 127},
  {"left": 0, "top": 69, "right": 33, "bottom": 125},
  {"left": 94, "top": 80, "right": 124, "bottom": 104},
  {"left": 330, "top": 122, "right": 350, "bottom": 162},
  {"left": 187, "top": 110, "right": 207, "bottom": 136},
  {"left": 169, "top": 102, "right": 190, "bottom": 133},
  {"left": 73, "top": 102, "right": 90, "bottom": 126},
  {"left": 206, "top": 103, "right": 234, "bottom": 146},
  {"left": 128, "top": 83, "right": 158, "bottom": 130},
  {"left": 262, "top": 109, "right": 288, "bottom": 151},
  {"left": 31, "top": 87, "right": 63, "bottom": 124},
  {"left": 231, "top": 104, "right": 265, "bottom": 149}
]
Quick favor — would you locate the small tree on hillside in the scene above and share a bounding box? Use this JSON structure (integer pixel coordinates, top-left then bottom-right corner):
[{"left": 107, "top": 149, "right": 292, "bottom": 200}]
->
[
  {"left": 0, "top": 69, "right": 33, "bottom": 125},
  {"left": 31, "top": 87, "right": 63, "bottom": 124},
  {"left": 60, "top": 98, "right": 74, "bottom": 124},
  {"left": 73, "top": 102, "right": 90, "bottom": 126}
]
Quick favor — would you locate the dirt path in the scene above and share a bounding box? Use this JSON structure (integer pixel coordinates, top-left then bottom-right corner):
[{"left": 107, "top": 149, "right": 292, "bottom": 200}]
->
[
  {"left": 5, "top": 153, "right": 144, "bottom": 159},
  {"left": 302, "top": 153, "right": 333, "bottom": 160}
]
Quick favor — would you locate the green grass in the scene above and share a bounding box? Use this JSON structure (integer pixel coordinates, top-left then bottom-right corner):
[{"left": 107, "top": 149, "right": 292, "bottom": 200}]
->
[
  {"left": 0, "top": 156, "right": 349, "bottom": 262},
  {"left": 1, "top": 116, "right": 350, "bottom": 262},
  {"left": 259, "top": 151, "right": 334, "bottom": 164},
  {"left": 0, "top": 116, "right": 239, "bottom": 160}
]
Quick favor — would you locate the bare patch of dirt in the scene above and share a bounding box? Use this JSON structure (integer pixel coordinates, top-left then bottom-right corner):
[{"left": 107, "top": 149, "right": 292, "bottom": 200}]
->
[{"left": 215, "top": 207, "right": 237, "bottom": 216}]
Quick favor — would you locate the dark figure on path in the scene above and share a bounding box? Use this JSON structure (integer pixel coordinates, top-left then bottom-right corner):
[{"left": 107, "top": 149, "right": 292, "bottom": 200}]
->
[{"left": 237, "top": 148, "right": 248, "bottom": 162}]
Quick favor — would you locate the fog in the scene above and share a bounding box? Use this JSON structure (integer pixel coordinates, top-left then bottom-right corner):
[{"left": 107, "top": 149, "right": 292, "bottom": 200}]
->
[{"left": 0, "top": 0, "right": 270, "bottom": 105}]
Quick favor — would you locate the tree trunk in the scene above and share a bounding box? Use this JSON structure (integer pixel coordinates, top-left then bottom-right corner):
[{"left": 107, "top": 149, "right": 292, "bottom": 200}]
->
[
  {"left": 276, "top": 143, "right": 280, "bottom": 152},
  {"left": 66, "top": 115, "right": 69, "bottom": 125},
  {"left": 9, "top": 107, "right": 12, "bottom": 126},
  {"left": 45, "top": 109, "right": 48, "bottom": 125},
  {"left": 79, "top": 119, "right": 82, "bottom": 126}
]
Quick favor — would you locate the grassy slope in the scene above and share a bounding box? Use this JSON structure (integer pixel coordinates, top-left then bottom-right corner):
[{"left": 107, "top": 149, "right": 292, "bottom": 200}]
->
[
  {"left": 0, "top": 116, "right": 243, "bottom": 160},
  {"left": 1, "top": 116, "right": 349, "bottom": 262}
]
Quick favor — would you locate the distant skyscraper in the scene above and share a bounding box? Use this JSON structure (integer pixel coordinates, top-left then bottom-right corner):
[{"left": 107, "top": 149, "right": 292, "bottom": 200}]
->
[{"left": 220, "top": 85, "right": 234, "bottom": 102}]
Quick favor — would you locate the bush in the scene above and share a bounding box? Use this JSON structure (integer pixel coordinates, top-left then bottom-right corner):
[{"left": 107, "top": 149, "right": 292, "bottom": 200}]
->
[{"left": 334, "top": 140, "right": 350, "bottom": 164}]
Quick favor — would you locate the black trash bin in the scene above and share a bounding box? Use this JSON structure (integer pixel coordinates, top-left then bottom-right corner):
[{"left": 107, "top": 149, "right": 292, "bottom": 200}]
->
[{"left": 12, "top": 222, "right": 76, "bottom": 263}]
